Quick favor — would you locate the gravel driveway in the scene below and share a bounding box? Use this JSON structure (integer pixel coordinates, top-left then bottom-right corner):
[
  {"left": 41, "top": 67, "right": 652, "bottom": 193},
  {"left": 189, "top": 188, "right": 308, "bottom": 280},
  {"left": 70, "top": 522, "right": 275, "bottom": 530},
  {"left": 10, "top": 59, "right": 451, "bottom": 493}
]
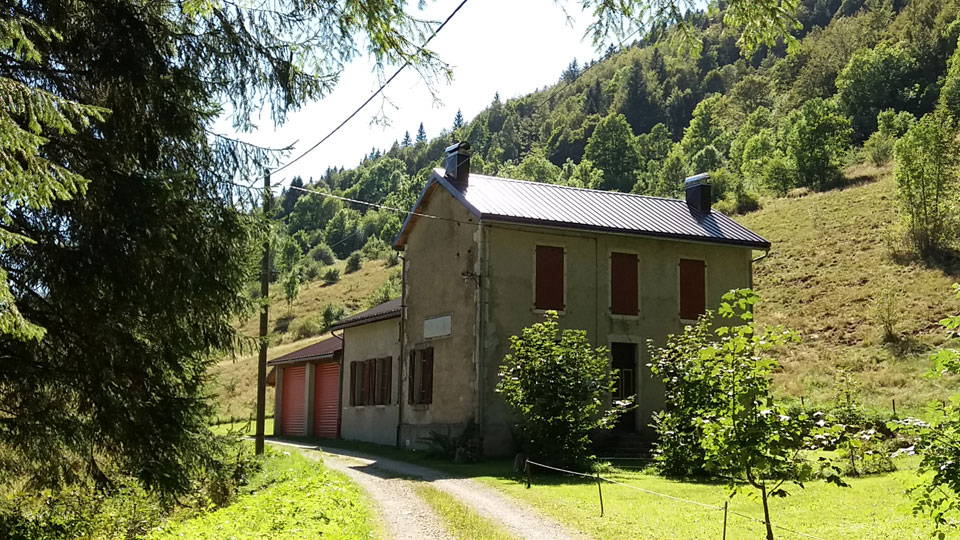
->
[{"left": 268, "top": 439, "right": 585, "bottom": 540}]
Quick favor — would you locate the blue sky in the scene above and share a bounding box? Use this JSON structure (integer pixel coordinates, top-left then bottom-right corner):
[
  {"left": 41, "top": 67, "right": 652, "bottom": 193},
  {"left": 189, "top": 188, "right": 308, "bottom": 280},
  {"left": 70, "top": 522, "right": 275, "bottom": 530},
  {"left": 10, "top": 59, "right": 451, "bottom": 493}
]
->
[{"left": 223, "top": 0, "right": 610, "bottom": 188}]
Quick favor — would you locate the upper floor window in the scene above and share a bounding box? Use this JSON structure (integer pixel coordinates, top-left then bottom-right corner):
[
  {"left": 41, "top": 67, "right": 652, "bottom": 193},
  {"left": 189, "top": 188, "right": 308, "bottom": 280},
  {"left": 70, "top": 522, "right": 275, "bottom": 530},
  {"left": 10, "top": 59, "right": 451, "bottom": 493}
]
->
[
  {"left": 350, "top": 357, "right": 392, "bottom": 406},
  {"left": 408, "top": 347, "right": 433, "bottom": 405},
  {"left": 535, "top": 245, "right": 564, "bottom": 310},
  {"left": 610, "top": 252, "right": 638, "bottom": 316},
  {"left": 679, "top": 258, "right": 706, "bottom": 320}
]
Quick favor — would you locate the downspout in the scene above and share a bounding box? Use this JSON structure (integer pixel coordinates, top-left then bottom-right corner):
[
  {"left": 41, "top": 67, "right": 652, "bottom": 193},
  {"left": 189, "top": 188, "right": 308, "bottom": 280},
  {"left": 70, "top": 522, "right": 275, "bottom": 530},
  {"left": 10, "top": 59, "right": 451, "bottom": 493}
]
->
[
  {"left": 396, "top": 251, "right": 407, "bottom": 448},
  {"left": 474, "top": 221, "right": 486, "bottom": 449},
  {"left": 750, "top": 250, "right": 770, "bottom": 290}
]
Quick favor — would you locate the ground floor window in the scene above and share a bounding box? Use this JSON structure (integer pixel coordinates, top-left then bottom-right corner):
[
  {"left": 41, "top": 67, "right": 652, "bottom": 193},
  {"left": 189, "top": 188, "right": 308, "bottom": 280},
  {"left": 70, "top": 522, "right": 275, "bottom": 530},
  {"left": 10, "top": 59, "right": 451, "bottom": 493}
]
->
[
  {"left": 350, "top": 357, "right": 392, "bottom": 406},
  {"left": 408, "top": 347, "right": 433, "bottom": 405}
]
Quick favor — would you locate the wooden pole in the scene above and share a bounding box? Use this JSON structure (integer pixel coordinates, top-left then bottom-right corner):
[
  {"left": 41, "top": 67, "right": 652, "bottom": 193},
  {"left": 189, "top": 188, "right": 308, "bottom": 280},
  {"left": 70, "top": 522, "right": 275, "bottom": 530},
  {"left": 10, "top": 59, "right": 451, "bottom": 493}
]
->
[
  {"left": 722, "top": 501, "right": 728, "bottom": 540},
  {"left": 255, "top": 170, "right": 271, "bottom": 455},
  {"left": 596, "top": 470, "right": 604, "bottom": 517},
  {"left": 892, "top": 398, "right": 897, "bottom": 417},
  {"left": 525, "top": 459, "right": 531, "bottom": 489}
]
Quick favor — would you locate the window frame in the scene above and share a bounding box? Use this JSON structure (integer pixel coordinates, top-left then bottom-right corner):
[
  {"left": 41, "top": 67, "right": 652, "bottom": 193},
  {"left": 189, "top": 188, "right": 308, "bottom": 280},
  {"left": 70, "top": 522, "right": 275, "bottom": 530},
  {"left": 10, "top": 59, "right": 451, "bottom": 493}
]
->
[
  {"left": 532, "top": 243, "right": 567, "bottom": 313},
  {"left": 408, "top": 347, "right": 434, "bottom": 406},
  {"left": 350, "top": 357, "right": 393, "bottom": 407}
]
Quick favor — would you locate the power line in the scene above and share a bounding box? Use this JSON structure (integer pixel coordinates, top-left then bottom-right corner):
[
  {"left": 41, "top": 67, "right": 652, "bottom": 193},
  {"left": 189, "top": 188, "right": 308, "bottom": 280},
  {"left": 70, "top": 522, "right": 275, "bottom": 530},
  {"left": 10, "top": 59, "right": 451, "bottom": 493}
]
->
[
  {"left": 286, "top": 184, "right": 477, "bottom": 227},
  {"left": 270, "top": 0, "right": 471, "bottom": 176}
]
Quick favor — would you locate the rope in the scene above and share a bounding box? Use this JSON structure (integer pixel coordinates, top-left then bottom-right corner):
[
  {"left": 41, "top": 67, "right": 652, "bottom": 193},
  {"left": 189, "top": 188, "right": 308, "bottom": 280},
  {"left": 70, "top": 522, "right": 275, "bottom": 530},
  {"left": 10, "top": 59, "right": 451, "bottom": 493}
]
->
[{"left": 524, "top": 460, "right": 829, "bottom": 540}]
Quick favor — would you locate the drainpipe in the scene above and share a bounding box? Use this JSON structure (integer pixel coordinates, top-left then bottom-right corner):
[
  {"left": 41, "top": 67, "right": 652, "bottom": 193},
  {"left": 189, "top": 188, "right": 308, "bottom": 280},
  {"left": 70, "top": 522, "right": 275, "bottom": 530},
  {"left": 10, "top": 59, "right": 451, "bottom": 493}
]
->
[
  {"left": 396, "top": 251, "right": 407, "bottom": 449},
  {"left": 474, "top": 222, "right": 486, "bottom": 450},
  {"left": 750, "top": 250, "right": 770, "bottom": 290}
]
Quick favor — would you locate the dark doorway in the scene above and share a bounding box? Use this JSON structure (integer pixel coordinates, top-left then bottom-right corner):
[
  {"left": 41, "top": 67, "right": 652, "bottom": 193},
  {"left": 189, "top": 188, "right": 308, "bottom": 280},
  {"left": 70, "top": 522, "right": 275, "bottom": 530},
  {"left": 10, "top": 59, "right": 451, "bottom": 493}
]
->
[{"left": 611, "top": 342, "right": 637, "bottom": 432}]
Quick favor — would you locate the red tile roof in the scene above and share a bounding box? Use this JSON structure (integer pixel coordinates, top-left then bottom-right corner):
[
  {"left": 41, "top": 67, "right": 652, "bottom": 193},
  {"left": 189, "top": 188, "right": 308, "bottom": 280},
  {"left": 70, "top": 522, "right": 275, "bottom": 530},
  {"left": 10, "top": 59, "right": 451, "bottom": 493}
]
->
[{"left": 267, "top": 335, "right": 342, "bottom": 366}]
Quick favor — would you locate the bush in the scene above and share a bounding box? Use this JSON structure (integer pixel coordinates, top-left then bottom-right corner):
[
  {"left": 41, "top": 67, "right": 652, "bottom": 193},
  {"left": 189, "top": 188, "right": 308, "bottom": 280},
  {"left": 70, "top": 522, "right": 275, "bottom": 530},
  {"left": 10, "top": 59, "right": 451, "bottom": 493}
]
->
[
  {"left": 322, "top": 267, "right": 340, "bottom": 284},
  {"left": 290, "top": 315, "right": 324, "bottom": 340},
  {"left": 714, "top": 179, "right": 760, "bottom": 215},
  {"left": 345, "top": 252, "right": 363, "bottom": 273},
  {"left": 386, "top": 250, "right": 400, "bottom": 267},
  {"left": 308, "top": 243, "right": 336, "bottom": 265},
  {"left": 496, "top": 311, "right": 630, "bottom": 468},
  {"left": 361, "top": 236, "right": 389, "bottom": 260},
  {"left": 321, "top": 304, "right": 345, "bottom": 329},
  {"left": 862, "top": 131, "right": 895, "bottom": 166},
  {"left": 302, "top": 259, "right": 322, "bottom": 281}
]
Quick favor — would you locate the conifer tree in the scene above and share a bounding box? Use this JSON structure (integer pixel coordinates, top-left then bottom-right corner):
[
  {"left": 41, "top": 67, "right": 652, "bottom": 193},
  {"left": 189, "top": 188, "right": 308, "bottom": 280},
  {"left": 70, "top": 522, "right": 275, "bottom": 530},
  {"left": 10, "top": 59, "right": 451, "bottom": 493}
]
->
[
  {"left": 453, "top": 109, "right": 465, "bottom": 129},
  {"left": 416, "top": 122, "right": 427, "bottom": 142},
  {"left": 401, "top": 130, "right": 412, "bottom": 146}
]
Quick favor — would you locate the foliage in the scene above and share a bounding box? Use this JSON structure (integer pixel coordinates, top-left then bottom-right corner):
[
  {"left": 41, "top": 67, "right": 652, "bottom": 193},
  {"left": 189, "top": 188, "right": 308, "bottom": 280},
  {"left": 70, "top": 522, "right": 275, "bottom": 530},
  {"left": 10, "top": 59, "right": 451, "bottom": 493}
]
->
[
  {"left": 583, "top": 113, "right": 641, "bottom": 192},
  {"left": 942, "top": 34, "right": 960, "bottom": 119},
  {"left": 148, "top": 450, "right": 372, "bottom": 540},
  {"left": 308, "top": 243, "right": 337, "bottom": 266},
  {"left": 892, "top": 285, "right": 960, "bottom": 538},
  {"left": 651, "top": 289, "right": 845, "bottom": 540},
  {"left": 836, "top": 43, "right": 918, "bottom": 141},
  {"left": 323, "top": 267, "right": 342, "bottom": 284},
  {"left": 870, "top": 280, "right": 902, "bottom": 342},
  {"left": 366, "top": 271, "right": 401, "bottom": 308},
  {"left": 894, "top": 112, "right": 960, "bottom": 258},
  {"left": 863, "top": 131, "right": 896, "bottom": 166},
  {"left": 496, "top": 312, "right": 630, "bottom": 467},
  {"left": 283, "top": 267, "right": 302, "bottom": 306},
  {"left": 782, "top": 98, "right": 852, "bottom": 190},
  {"left": 345, "top": 252, "right": 363, "bottom": 273},
  {"left": 831, "top": 369, "right": 895, "bottom": 476}
]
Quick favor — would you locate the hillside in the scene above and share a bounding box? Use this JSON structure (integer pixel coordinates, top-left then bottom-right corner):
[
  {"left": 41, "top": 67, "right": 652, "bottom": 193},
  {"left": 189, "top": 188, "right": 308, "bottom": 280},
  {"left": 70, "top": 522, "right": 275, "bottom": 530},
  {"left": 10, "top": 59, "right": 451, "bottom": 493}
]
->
[
  {"left": 744, "top": 164, "right": 960, "bottom": 413},
  {"left": 213, "top": 257, "right": 395, "bottom": 420}
]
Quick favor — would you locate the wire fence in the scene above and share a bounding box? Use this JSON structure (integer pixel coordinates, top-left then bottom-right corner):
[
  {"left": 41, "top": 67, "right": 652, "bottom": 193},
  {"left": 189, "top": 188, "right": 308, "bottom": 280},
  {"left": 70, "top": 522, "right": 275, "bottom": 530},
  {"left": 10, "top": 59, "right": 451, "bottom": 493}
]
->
[{"left": 523, "top": 459, "right": 828, "bottom": 540}]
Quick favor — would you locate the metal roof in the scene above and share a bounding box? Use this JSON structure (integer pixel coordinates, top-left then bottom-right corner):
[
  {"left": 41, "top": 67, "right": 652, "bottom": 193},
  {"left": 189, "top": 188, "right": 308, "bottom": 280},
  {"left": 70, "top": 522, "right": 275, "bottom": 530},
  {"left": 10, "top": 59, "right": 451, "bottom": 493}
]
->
[
  {"left": 395, "top": 171, "right": 770, "bottom": 249},
  {"left": 329, "top": 298, "right": 401, "bottom": 331},
  {"left": 267, "top": 335, "right": 343, "bottom": 366}
]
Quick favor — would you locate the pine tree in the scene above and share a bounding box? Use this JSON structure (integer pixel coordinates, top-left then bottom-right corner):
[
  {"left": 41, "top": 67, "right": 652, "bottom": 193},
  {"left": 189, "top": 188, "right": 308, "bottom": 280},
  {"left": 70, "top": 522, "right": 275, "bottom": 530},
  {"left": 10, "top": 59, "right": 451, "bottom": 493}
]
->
[
  {"left": 561, "top": 58, "right": 581, "bottom": 82},
  {"left": 584, "top": 80, "right": 607, "bottom": 115},
  {"left": 416, "top": 122, "right": 427, "bottom": 142},
  {"left": 401, "top": 130, "right": 412, "bottom": 147},
  {"left": 453, "top": 109, "right": 465, "bottom": 129},
  {"left": 620, "top": 60, "right": 659, "bottom": 135}
]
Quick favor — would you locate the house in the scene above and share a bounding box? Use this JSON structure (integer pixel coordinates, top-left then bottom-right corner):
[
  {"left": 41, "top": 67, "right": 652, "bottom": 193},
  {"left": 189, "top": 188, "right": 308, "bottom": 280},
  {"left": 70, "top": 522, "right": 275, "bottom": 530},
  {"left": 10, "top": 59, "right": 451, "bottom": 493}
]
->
[{"left": 273, "top": 141, "right": 770, "bottom": 455}]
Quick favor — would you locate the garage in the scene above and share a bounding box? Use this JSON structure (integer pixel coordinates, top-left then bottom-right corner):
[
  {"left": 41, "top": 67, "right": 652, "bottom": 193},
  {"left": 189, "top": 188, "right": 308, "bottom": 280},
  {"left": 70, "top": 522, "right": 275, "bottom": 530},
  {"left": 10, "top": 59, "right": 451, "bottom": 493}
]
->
[
  {"left": 314, "top": 362, "right": 340, "bottom": 438},
  {"left": 280, "top": 365, "right": 307, "bottom": 436}
]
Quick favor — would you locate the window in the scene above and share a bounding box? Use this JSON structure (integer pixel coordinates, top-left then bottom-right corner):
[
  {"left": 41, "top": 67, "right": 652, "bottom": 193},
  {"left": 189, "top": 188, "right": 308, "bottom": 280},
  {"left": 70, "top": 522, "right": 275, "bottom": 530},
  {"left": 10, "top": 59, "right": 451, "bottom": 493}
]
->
[
  {"left": 679, "top": 258, "right": 706, "bottom": 320},
  {"left": 535, "top": 245, "right": 564, "bottom": 310},
  {"left": 350, "top": 357, "right": 392, "bottom": 406},
  {"left": 610, "top": 252, "right": 638, "bottom": 315},
  {"left": 408, "top": 347, "right": 433, "bottom": 405}
]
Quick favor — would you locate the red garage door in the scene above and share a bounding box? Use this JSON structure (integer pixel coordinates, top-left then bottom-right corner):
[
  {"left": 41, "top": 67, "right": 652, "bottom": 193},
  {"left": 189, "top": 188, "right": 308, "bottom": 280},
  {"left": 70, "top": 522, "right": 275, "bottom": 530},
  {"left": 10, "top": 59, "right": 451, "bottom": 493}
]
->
[
  {"left": 281, "top": 365, "right": 306, "bottom": 436},
  {"left": 314, "top": 362, "right": 340, "bottom": 438}
]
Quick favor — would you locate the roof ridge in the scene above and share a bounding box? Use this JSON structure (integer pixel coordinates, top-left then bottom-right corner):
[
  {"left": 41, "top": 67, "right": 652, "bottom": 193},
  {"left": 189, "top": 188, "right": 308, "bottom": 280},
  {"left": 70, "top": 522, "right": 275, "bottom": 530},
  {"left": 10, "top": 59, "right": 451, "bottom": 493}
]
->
[{"left": 468, "top": 173, "right": 701, "bottom": 207}]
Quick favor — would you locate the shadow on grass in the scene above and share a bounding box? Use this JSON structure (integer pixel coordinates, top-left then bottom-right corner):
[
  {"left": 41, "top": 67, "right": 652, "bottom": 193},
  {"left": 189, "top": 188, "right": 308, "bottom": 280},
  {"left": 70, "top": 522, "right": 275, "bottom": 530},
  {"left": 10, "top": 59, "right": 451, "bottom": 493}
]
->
[{"left": 890, "top": 245, "right": 960, "bottom": 278}]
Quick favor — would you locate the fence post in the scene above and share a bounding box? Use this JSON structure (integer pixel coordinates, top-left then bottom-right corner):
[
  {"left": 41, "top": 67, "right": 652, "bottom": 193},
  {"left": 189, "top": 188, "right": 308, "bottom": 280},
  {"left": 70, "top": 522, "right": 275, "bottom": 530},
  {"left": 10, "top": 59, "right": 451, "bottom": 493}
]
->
[
  {"left": 525, "top": 459, "right": 531, "bottom": 489},
  {"left": 596, "top": 470, "right": 604, "bottom": 517},
  {"left": 892, "top": 398, "right": 897, "bottom": 417},
  {"left": 722, "top": 501, "right": 728, "bottom": 540}
]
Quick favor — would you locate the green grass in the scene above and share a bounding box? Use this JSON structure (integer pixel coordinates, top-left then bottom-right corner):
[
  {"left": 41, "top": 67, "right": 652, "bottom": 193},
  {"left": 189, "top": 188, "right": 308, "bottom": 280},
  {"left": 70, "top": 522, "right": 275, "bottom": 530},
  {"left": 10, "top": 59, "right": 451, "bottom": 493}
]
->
[
  {"left": 304, "top": 439, "right": 932, "bottom": 539},
  {"left": 739, "top": 163, "right": 960, "bottom": 415},
  {"left": 148, "top": 449, "right": 374, "bottom": 540},
  {"left": 209, "top": 417, "right": 273, "bottom": 436},
  {"left": 414, "top": 484, "right": 518, "bottom": 540}
]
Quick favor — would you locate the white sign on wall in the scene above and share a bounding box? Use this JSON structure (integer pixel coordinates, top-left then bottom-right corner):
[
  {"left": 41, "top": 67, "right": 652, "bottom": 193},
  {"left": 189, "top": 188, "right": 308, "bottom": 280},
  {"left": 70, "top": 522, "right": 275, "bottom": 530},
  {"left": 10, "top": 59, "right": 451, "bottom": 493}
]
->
[{"left": 424, "top": 315, "right": 452, "bottom": 339}]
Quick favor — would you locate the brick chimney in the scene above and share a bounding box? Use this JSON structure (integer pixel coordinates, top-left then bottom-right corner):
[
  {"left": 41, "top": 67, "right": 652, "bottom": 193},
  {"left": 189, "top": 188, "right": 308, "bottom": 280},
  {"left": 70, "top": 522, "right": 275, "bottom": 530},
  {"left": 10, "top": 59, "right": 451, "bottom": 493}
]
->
[
  {"left": 444, "top": 141, "right": 471, "bottom": 190},
  {"left": 684, "top": 173, "right": 711, "bottom": 213}
]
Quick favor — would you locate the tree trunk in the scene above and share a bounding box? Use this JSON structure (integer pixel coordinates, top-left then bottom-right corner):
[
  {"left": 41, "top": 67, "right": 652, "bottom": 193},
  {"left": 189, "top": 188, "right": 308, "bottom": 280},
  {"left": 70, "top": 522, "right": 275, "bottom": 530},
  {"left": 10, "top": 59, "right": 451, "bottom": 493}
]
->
[{"left": 760, "top": 481, "right": 774, "bottom": 540}]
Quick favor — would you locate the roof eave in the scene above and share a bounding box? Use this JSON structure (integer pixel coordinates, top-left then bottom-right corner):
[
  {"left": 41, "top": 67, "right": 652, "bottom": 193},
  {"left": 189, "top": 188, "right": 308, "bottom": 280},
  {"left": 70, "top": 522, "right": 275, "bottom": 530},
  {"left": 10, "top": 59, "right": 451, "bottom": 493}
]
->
[
  {"left": 329, "top": 310, "right": 402, "bottom": 332},
  {"left": 481, "top": 215, "right": 771, "bottom": 250},
  {"left": 392, "top": 170, "right": 481, "bottom": 249}
]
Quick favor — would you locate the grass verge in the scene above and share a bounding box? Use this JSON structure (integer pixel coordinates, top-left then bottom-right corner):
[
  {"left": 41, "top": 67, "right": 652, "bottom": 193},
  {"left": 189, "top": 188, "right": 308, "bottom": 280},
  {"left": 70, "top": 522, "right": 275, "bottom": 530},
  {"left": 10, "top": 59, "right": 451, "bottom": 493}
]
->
[
  {"left": 413, "top": 483, "right": 517, "bottom": 540},
  {"left": 148, "top": 449, "right": 374, "bottom": 540}
]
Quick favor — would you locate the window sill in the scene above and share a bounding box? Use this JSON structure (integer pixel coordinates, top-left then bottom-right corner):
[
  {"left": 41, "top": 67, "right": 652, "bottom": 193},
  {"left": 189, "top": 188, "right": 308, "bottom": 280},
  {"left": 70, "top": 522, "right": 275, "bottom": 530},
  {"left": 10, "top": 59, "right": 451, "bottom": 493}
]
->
[
  {"left": 679, "top": 318, "right": 699, "bottom": 326},
  {"left": 608, "top": 313, "right": 640, "bottom": 320},
  {"left": 533, "top": 308, "right": 566, "bottom": 316},
  {"left": 410, "top": 404, "right": 430, "bottom": 411}
]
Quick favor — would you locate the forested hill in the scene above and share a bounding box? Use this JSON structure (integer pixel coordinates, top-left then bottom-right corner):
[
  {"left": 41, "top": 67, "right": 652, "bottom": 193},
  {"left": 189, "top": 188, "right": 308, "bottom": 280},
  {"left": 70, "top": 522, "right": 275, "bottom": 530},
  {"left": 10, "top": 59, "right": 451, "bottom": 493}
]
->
[{"left": 272, "top": 0, "right": 960, "bottom": 263}]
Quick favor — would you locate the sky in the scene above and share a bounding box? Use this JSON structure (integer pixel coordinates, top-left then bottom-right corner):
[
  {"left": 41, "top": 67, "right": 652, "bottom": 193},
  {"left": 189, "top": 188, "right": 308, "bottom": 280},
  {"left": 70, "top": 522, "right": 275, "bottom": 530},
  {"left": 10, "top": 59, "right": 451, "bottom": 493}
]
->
[{"left": 222, "top": 0, "right": 610, "bottom": 188}]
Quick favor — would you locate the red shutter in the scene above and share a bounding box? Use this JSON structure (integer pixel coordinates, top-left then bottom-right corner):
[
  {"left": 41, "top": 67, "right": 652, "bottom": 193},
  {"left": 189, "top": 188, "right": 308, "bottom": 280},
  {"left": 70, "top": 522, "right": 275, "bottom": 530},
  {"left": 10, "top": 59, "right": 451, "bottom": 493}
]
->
[
  {"left": 349, "top": 362, "right": 357, "bottom": 406},
  {"left": 280, "top": 365, "right": 306, "bottom": 436},
  {"left": 408, "top": 351, "right": 416, "bottom": 404},
  {"left": 313, "top": 362, "right": 339, "bottom": 438},
  {"left": 679, "top": 259, "right": 706, "bottom": 320},
  {"left": 611, "top": 252, "right": 638, "bottom": 315},
  {"left": 421, "top": 348, "right": 434, "bottom": 404},
  {"left": 535, "top": 245, "right": 564, "bottom": 310}
]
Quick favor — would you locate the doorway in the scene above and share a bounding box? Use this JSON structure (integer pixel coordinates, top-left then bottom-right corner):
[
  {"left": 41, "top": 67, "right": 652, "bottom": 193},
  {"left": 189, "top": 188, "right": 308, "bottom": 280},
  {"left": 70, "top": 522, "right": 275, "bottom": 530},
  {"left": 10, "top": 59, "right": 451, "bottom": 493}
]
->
[{"left": 611, "top": 342, "right": 637, "bottom": 432}]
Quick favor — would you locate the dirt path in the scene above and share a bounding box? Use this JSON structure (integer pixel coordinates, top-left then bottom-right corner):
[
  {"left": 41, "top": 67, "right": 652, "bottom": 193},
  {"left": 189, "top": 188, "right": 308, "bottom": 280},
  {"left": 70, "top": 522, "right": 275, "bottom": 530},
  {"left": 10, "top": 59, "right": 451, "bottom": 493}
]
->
[{"left": 268, "top": 439, "right": 586, "bottom": 540}]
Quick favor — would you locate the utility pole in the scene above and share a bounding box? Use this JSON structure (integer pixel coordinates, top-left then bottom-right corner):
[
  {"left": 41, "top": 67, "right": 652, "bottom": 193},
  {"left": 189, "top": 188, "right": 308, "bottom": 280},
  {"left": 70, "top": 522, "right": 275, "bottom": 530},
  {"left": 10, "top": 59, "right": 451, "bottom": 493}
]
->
[{"left": 255, "top": 169, "right": 271, "bottom": 455}]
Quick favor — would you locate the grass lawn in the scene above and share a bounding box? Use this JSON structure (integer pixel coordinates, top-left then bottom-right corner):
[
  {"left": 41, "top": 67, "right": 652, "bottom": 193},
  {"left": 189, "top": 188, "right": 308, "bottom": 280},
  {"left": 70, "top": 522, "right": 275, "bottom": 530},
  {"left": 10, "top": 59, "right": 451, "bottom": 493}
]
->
[
  {"left": 308, "top": 439, "right": 933, "bottom": 539},
  {"left": 209, "top": 417, "right": 273, "bottom": 436},
  {"left": 148, "top": 448, "right": 374, "bottom": 539}
]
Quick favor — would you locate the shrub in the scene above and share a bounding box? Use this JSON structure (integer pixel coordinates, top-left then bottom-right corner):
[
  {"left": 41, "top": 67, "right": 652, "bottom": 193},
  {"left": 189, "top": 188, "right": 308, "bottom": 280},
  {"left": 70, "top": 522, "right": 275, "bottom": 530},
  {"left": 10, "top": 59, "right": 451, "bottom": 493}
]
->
[
  {"left": 714, "top": 179, "right": 760, "bottom": 215},
  {"left": 302, "top": 259, "right": 322, "bottom": 281},
  {"left": 386, "top": 250, "right": 400, "bottom": 267},
  {"left": 308, "top": 243, "right": 336, "bottom": 265},
  {"left": 345, "top": 252, "right": 363, "bottom": 273},
  {"left": 496, "top": 311, "right": 630, "bottom": 467},
  {"left": 361, "top": 236, "right": 389, "bottom": 260},
  {"left": 862, "top": 131, "right": 895, "bottom": 166},
  {"left": 321, "top": 304, "right": 345, "bottom": 329},
  {"left": 894, "top": 112, "right": 959, "bottom": 259},
  {"left": 870, "top": 280, "right": 902, "bottom": 342},
  {"left": 322, "top": 267, "right": 340, "bottom": 284},
  {"left": 290, "top": 316, "right": 324, "bottom": 340}
]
